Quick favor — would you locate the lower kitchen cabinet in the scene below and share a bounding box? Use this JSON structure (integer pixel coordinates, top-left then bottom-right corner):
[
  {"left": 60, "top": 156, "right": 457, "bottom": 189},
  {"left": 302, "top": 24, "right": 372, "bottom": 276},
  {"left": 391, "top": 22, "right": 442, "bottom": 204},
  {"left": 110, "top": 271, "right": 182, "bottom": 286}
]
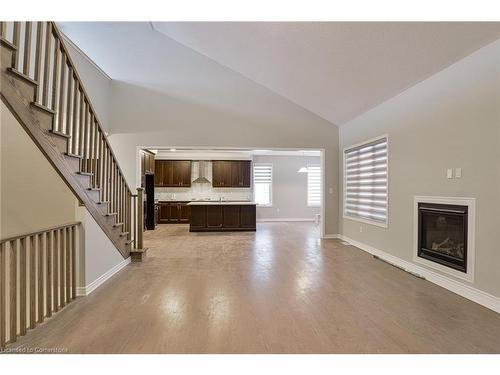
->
[
  {"left": 206, "top": 206, "right": 223, "bottom": 228},
  {"left": 189, "top": 205, "right": 206, "bottom": 229},
  {"left": 157, "top": 202, "right": 190, "bottom": 224},
  {"left": 158, "top": 203, "right": 170, "bottom": 224},
  {"left": 223, "top": 205, "right": 241, "bottom": 228},
  {"left": 240, "top": 205, "right": 257, "bottom": 228},
  {"left": 189, "top": 204, "right": 256, "bottom": 232}
]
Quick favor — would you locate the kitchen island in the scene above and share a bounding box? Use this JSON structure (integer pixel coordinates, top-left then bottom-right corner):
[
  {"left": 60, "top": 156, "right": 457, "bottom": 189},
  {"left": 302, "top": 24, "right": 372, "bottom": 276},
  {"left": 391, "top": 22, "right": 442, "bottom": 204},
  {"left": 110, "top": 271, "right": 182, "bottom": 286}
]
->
[{"left": 187, "top": 201, "right": 257, "bottom": 232}]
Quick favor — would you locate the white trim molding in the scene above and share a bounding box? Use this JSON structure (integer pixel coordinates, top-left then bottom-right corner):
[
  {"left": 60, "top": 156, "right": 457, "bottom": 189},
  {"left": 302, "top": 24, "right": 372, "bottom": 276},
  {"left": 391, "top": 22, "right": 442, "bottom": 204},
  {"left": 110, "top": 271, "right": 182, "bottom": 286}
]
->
[
  {"left": 257, "top": 218, "right": 315, "bottom": 222},
  {"left": 76, "top": 257, "right": 131, "bottom": 296},
  {"left": 322, "top": 234, "right": 341, "bottom": 239},
  {"left": 413, "top": 196, "right": 476, "bottom": 283},
  {"left": 338, "top": 235, "right": 499, "bottom": 314}
]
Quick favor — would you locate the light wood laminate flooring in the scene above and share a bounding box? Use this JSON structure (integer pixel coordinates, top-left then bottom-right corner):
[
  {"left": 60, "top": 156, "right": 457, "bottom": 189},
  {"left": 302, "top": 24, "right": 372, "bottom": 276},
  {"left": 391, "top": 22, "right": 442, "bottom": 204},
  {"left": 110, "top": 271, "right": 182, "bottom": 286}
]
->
[{"left": 9, "top": 223, "right": 500, "bottom": 353}]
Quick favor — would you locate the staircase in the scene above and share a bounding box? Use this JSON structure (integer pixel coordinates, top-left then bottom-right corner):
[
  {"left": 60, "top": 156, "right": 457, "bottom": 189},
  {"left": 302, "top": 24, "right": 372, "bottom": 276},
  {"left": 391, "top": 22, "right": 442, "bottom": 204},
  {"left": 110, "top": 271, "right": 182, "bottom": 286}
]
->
[{"left": 0, "top": 22, "right": 144, "bottom": 259}]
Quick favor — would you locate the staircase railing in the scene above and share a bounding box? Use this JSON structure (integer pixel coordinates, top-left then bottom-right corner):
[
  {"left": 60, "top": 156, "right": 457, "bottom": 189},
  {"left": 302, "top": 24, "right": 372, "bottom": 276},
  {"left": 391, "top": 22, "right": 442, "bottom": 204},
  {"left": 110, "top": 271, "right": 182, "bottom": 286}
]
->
[
  {"left": 0, "top": 22, "right": 143, "bottom": 252},
  {"left": 0, "top": 222, "right": 81, "bottom": 349}
]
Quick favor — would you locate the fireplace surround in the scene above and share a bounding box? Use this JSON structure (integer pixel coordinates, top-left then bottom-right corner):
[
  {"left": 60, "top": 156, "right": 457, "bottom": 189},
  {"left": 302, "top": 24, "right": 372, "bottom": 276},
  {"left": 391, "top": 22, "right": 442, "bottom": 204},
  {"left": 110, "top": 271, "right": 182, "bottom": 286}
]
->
[{"left": 413, "top": 196, "right": 475, "bottom": 282}]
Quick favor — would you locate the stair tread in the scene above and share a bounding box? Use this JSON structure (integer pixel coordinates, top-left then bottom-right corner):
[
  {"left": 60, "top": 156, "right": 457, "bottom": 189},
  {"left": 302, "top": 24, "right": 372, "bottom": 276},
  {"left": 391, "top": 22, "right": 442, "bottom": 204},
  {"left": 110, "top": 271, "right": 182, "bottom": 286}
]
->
[
  {"left": 113, "top": 222, "right": 124, "bottom": 227},
  {"left": 65, "top": 152, "right": 83, "bottom": 159},
  {"left": 120, "top": 232, "right": 130, "bottom": 237},
  {"left": 106, "top": 212, "right": 118, "bottom": 216},
  {"left": 97, "top": 201, "right": 109, "bottom": 204},
  {"left": 49, "top": 129, "right": 71, "bottom": 139},
  {"left": 2, "top": 23, "right": 133, "bottom": 262},
  {"left": 87, "top": 187, "right": 100, "bottom": 191},
  {"left": 77, "top": 171, "right": 93, "bottom": 176},
  {"left": 0, "top": 37, "right": 17, "bottom": 51},
  {"left": 7, "top": 68, "right": 38, "bottom": 86},
  {"left": 31, "top": 102, "right": 56, "bottom": 115},
  {"left": 126, "top": 239, "right": 135, "bottom": 245}
]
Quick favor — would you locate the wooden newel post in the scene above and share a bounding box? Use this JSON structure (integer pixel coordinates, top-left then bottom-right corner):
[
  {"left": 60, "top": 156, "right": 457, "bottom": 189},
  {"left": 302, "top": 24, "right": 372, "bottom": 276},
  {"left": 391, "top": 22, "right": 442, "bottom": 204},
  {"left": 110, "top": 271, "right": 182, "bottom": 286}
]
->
[{"left": 137, "top": 188, "right": 144, "bottom": 250}]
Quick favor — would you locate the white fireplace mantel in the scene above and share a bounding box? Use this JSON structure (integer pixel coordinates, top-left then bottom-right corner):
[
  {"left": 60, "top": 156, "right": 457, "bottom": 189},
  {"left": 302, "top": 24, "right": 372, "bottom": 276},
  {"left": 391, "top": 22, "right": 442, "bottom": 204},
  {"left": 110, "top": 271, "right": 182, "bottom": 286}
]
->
[{"left": 413, "top": 196, "right": 476, "bottom": 282}]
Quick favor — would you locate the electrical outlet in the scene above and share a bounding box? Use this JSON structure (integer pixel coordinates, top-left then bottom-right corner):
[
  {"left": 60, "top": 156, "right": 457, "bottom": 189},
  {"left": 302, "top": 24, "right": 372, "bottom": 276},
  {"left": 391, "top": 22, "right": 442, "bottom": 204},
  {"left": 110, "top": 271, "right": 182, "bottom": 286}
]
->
[
  {"left": 359, "top": 226, "right": 363, "bottom": 233},
  {"left": 447, "top": 169, "right": 453, "bottom": 179},
  {"left": 455, "top": 168, "right": 462, "bottom": 178}
]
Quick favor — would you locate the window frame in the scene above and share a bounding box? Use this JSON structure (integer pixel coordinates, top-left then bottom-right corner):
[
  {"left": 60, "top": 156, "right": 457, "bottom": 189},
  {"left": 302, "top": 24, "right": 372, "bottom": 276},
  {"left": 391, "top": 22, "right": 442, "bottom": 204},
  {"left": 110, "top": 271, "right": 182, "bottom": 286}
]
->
[
  {"left": 306, "top": 164, "right": 321, "bottom": 207},
  {"left": 253, "top": 163, "right": 273, "bottom": 207},
  {"left": 343, "top": 135, "right": 389, "bottom": 228}
]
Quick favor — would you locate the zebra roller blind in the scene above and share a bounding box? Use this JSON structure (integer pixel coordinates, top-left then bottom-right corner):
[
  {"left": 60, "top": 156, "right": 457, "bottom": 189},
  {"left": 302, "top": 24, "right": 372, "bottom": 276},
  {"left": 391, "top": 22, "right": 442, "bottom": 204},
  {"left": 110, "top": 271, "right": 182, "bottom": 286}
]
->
[
  {"left": 344, "top": 137, "right": 388, "bottom": 226},
  {"left": 307, "top": 165, "right": 321, "bottom": 207},
  {"left": 253, "top": 163, "right": 273, "bottom": 206}
]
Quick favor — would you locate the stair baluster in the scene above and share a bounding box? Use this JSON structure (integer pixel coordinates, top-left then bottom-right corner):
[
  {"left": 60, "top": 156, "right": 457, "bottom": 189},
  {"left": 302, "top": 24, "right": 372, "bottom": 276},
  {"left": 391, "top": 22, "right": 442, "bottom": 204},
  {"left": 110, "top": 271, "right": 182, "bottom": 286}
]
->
[
  {"left": 1, "top": 21, "right": 144, "bottom": 265},
  {"left": 22, "top": 22, "right": 31, "bottom": 76}
]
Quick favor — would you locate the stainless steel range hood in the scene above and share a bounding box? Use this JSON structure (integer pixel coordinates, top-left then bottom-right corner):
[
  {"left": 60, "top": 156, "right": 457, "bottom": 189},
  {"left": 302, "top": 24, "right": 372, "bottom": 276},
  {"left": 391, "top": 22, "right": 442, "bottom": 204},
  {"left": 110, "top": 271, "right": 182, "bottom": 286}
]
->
[{"left": 192, "top": 160, "right": 211, "bottom": 184}]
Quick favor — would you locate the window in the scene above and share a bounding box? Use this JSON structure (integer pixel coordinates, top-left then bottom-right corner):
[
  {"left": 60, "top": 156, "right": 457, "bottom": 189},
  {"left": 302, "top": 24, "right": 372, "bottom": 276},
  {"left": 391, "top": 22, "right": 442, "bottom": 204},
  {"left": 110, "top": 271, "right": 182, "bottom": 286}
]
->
[
  {"left": 307, "top": 164, "right": 321, "bottom": 207},
  {"left": 344, "top": 136, "right": 388, "bottom": 227},
  {"left": 253, "top": 163, "right": 273, "bottom": 206}
]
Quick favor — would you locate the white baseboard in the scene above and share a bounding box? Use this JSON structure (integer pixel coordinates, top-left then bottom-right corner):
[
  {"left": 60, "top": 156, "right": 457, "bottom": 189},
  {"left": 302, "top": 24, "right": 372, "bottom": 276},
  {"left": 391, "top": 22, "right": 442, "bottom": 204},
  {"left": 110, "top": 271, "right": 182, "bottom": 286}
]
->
[
  {"left": 322, "top": 233, "right": 341, "bottom": 239},
  {"left": 337, "top": 235, "right": 500, "bottom": 314},
  {"left": 76, "top": 257, "right": 131, "bottom": 297},
  {"left": 257, "top": 218, "right": 315, "bottom": 222}
]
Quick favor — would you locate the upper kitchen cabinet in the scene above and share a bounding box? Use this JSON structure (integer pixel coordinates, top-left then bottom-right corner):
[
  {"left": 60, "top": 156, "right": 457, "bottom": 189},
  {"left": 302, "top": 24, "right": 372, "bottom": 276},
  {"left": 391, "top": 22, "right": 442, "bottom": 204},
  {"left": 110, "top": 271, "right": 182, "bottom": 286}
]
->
[
  {"left": 172, "top": 160, "right": 192, "bottom": 187},
  {"left": 141, "top": 150, "right": 155, "bottom": 175},
  {"left": 155, "top": 160, "right": 192, "bottom": 187},
  {"left": 212, "top": 160, "right": 251, "bottom": 188}
]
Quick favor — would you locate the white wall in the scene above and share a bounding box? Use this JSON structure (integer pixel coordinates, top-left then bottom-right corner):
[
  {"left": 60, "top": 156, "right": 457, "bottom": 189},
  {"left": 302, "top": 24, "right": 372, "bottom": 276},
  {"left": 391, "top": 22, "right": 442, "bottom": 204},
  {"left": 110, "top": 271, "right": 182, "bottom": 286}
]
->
[
  {"left": 63, "top": 34, "right": 112, "bottom": 132},
  {"left": 253, "top": 155, "right": 321, "bottom": 220},
  {"left": 0, "top": 101, "right": 79, "bottom": 237},
  {"left": 339, "top": 40, "right": 500, "bottom": 298},
  {"left": 108, "top": 87, "right": 339, "bottom": 235},
  {"left": 78, "top": 208, "right": 126, "bottom": 290},
  {"left": 55, "top": 22, "right": 340, "bottom": 236}
]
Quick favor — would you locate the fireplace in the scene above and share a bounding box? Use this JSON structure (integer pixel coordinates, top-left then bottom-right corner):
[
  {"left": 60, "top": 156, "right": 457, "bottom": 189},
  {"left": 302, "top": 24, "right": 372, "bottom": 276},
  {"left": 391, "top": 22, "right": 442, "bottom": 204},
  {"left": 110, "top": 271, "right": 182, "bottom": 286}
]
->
[{"left": 417, "top": 202, "right": 468, "bottom": 273}]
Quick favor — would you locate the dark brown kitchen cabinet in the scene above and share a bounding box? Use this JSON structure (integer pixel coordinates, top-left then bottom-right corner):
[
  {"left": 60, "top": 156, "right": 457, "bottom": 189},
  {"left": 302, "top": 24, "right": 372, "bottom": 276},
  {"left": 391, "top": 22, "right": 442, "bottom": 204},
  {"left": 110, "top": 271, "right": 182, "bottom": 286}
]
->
[
  {"left": 158, "top": 203, "right": 170, "bottom": 224},
  {"left": 206, "top": 205, "right": 223, "bottom": 228},
  {"left": 240, "top": 205, "right": 257, "bottom": 229},
  {"left": 189, "top": 205, "right": 206, "bottom": 229},
  {"left": 211, "top": 161, "right": 228, "bottom": 187},
  {"left": 155, "top": 160, "right": 192, "bottom": 187},
  {"left": 179, "top": 203, "right": 190, "bottom": 223},
  {"left": 223, "top": 205, "right": 241, "bottom": 228},
  {"left": 168, "top": 204, "right": 180, "bottom": 222},
  {"left": 157, "top": 202, "right": 190, "bottom": 224},
  {"left": 141, "top": 150, "right": 155, "bottom": 175},
  {"left": 212, "top": 161, "right": 251, "bottom": 188},
  {"left": 189, "top": 204, "right": 256, "bottom": 232}
]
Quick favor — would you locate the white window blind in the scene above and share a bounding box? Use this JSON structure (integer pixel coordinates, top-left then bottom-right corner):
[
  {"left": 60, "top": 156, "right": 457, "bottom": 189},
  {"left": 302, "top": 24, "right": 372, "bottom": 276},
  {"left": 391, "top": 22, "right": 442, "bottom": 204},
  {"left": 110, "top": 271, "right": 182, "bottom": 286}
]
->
[
  {"left": 344, "top": 137, "right": 388, "bottom": 226},
  {"left": 307, "top": 165, "right": 321, "bottom": 207},
  {"left": 253, "top": 164, "right": 273, "bottom": 206}
]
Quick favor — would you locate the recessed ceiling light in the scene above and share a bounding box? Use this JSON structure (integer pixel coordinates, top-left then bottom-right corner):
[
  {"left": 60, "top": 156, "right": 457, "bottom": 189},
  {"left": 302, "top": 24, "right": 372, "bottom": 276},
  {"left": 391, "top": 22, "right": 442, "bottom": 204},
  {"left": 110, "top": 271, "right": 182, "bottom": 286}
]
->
[{"left": 170, "top": 148, "right": 176, "bottom": 152}]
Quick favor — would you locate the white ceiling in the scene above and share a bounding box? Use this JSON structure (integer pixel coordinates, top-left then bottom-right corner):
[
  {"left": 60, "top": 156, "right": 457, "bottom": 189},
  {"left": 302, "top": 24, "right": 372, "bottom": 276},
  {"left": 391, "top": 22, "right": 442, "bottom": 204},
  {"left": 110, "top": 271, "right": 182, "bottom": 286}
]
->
[
  {"left": 58, "top": 22, "right": 500, "bottom": 127},
  {"left": 152, "top": 22, "right": 500, "bottom": 125}
]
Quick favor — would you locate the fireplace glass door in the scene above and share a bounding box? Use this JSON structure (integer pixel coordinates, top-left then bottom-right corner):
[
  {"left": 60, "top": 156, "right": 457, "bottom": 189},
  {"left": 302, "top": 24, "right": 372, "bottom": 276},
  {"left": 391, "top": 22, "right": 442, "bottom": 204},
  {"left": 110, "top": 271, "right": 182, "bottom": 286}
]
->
[{"left": 418, "top": 203, "right": 467, "bottom": 272}]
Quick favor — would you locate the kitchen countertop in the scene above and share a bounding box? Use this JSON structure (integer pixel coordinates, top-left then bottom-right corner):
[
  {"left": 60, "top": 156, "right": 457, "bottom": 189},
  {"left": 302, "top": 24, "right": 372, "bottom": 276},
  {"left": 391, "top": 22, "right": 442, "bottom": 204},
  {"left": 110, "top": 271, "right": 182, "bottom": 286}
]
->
[{"left": 186, "top": 201, "right": 257, "bottom": 206}]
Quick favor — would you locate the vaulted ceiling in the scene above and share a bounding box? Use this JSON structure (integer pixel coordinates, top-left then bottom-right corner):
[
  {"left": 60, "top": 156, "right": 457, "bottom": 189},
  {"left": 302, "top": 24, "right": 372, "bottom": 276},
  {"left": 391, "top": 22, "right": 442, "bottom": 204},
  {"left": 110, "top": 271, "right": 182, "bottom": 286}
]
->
[{"left": 59, "top": 22, "right": 500, "bottom": 126}]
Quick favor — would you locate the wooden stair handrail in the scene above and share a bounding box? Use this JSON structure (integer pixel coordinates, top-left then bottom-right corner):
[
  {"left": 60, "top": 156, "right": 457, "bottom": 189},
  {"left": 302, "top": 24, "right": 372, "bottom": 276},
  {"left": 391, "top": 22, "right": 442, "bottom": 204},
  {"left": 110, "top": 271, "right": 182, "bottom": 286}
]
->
[
  {"left": 0, "top": 221, "right": 81, "bottom": 244},
  {"left": 0, "top": 221, "right": 81, "bottom": 348},
  {"left": 1, "top": 22, "right": 144, "bottom": 258},
  {"left": 50, "top": 23, "right": 133, "bottom": 195}
]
